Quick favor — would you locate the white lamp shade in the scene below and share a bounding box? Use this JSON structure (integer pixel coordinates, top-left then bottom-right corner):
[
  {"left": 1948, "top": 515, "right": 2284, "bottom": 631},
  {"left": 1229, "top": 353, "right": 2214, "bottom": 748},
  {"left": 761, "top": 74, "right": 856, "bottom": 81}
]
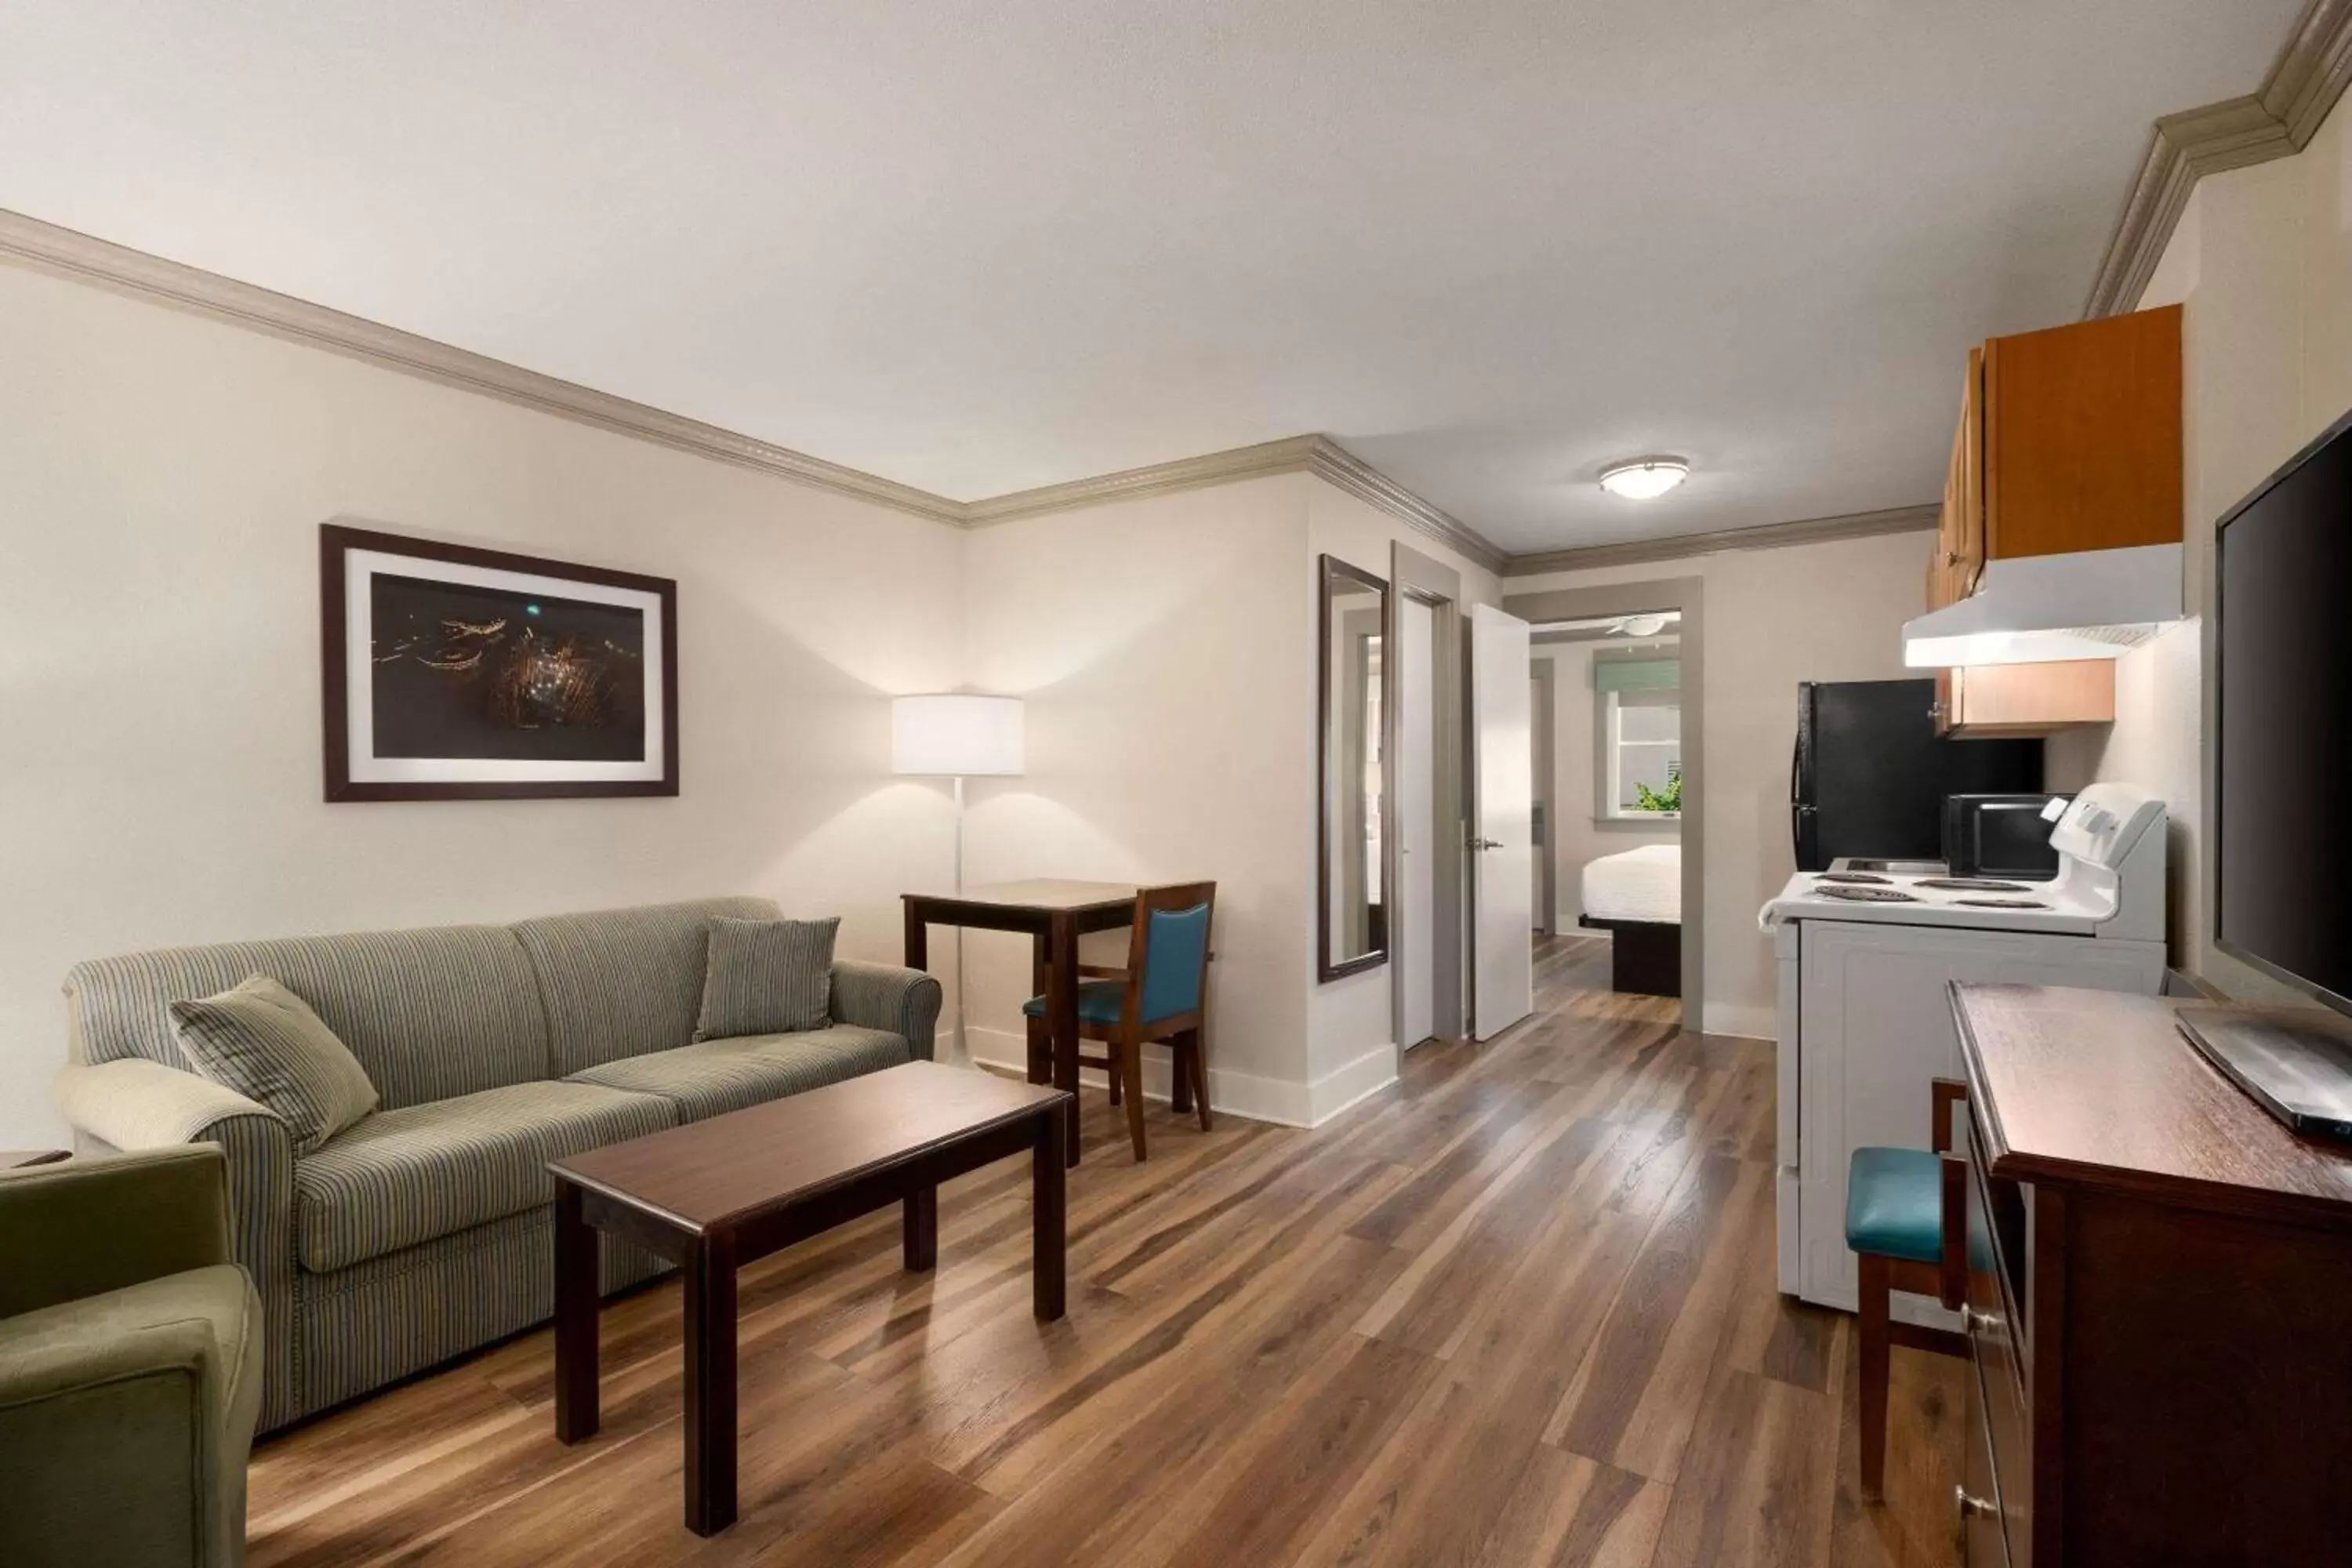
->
[{"left": 891, "top": 694, "right": 1025, "bottom": 777}]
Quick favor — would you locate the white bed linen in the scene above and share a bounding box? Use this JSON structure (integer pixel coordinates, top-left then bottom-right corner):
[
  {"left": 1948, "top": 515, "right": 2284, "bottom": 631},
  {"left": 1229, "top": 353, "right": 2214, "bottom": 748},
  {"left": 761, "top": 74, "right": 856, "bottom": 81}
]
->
[{"left": 1581, "top": 843, "right": 1682, "bottom": 924}]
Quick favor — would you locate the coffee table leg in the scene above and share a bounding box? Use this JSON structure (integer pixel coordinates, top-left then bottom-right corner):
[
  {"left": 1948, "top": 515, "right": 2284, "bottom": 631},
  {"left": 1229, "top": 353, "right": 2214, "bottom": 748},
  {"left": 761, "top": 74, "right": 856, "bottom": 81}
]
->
[
  {"left": 904, "top": 1184, "right": 938, "bottom": 1272},
  {"left": 554, "top": 1180, "right": 599, "bottom": 1443},
  {"left": 683, "top": 1232, "right": 739, "bottom": 1537},
  {"left": 1033, "top": 1104, "right": 1068, "bottom": 1322}
]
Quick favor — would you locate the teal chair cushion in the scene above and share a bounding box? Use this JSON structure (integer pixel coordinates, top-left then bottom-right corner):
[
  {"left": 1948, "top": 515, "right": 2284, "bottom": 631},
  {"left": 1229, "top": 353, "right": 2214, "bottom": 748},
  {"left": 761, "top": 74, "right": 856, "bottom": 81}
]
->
[
  {"left": 1020, "top": 902, "right": 1210, "bottom": 1033},
  {"left": 1845, "top": 1145, "right": 1945, "bottom": 1265},
  {"left": 1139, "top": 903, "right": 1210, "bottom": 1024},
  {"left": 1020, "top": 982, "right": 1131, "bottom": 1028}
]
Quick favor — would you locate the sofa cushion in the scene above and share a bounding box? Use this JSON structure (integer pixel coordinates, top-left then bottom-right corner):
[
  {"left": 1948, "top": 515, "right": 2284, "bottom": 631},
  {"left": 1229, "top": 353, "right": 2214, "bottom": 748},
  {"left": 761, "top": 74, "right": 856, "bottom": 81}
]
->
[
  {"left": 294, "top": 1082, "right": 673, "bottom": 1273},
  {"left": 65, "top": 924, "right": 551, "bottom": 1110},
  {"left": 512, "top": 898, "right": 780, "bottom": 1076},
  {"left": 694, "top": 916, "right": 838, "bottom": 1040},
  {"left": 169, "top": 975, "right": 380, "bottom": 1155},
  {"left": 567, "top": 1025, "right": 912, "bottom": 1123}
]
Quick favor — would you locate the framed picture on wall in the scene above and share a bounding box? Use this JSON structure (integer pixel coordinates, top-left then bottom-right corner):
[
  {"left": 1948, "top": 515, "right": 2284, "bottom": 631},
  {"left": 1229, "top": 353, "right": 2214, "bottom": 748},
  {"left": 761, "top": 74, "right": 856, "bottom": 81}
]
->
[{"left": 320, "top": 523, "right": 678, "bottom": 800}]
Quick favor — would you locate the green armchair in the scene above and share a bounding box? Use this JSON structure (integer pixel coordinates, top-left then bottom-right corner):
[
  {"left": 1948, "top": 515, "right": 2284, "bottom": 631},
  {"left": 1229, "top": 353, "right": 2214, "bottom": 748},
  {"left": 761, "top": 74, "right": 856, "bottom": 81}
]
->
[{"left": 0, "top": 1146, "right": 263, "bottom": 1568}]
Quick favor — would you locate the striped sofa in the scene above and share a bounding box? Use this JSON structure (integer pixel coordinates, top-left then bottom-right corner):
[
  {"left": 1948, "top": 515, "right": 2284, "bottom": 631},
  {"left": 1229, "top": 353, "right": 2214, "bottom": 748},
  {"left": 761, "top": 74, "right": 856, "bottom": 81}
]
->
[{"left": 49, "top": 897, "right": 942, "bottom": 1432}]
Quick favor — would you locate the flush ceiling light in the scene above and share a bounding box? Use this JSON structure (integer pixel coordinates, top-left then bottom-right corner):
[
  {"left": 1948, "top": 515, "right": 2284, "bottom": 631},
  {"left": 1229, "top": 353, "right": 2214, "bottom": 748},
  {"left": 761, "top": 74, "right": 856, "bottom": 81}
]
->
[{"left": 1598, "top": 456, "right": 1690, "bottom": 500}]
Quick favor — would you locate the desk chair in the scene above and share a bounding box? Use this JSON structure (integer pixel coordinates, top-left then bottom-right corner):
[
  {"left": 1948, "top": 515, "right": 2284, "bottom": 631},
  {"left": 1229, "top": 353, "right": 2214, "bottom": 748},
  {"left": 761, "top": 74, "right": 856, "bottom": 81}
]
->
[
  {"left": 1847, "top": 1076, "right": 1969, "bottom": 1500},
  {"left": 1022, "top": 881, "right": 1214, "bottom": 1162}
]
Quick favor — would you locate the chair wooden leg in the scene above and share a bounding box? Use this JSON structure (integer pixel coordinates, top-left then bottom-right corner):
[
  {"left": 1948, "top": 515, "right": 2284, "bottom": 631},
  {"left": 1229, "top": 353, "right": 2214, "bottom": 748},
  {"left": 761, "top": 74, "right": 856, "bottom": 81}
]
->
[
  {"left": 1858, "top": 1251, "right": 1891, "bottom": 1501},
  {"left": 1185, "top": 1029, "right": 1211, "bottom": 1131},
  {"left": 1106, "top": 1053, "right": 1122, "bottom": 1106},
  {"left": 1120, "top": 1038, "right": 1148, "bottom": 1162}
]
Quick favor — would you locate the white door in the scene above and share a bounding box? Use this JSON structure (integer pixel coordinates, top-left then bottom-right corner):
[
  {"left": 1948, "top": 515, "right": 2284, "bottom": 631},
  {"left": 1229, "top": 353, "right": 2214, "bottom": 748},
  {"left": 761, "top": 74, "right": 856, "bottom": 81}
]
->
[
  {"left": 1399, "top": 597, "right": 1437, "bottom": 1047},
  {"left": 1470, "top": 603, "right": 1534, "bottom": 1038}
]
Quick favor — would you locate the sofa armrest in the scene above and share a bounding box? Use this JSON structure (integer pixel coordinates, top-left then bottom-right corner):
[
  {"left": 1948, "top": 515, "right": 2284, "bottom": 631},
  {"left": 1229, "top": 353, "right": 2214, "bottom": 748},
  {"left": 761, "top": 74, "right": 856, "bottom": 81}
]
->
[
  {"left": 831, "top": 960, "right": 945, "bottom": 1062},
  {"left": 0, "top": 1308, "right": 245, "bottom": 1567},
  {"left": 52, "top": 1059, "right": 299, "bottom": 1429},
  {"left": 0, "top": 1146, "right": 230, "bottom": 1320}
]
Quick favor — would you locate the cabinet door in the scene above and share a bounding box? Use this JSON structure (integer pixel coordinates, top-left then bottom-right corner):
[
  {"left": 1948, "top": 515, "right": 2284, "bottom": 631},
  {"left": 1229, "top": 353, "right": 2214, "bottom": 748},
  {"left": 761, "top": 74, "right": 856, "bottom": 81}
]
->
[
  {"left": 1956, "top": 347, "right": 1986, "bottom": 593},
  {"left": 1946, "top": 660, "right": 2115, "bottom": 736},
  {"left": 1983, "top": 305, "right": 2183, "bottom": 559}
]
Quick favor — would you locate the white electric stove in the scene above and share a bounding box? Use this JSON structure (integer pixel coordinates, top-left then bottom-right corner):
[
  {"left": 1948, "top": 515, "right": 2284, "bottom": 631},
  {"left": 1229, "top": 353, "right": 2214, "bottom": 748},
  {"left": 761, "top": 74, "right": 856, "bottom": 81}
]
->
[{"left": 1759, "top": 782, "right": 2169, "bottom": 1315}]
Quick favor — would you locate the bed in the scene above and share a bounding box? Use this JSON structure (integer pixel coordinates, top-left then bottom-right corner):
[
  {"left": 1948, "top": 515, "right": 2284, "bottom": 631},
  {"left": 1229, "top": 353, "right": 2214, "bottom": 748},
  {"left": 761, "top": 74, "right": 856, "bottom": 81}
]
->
[{"left": 1577, "top": 843, "right": 1682, "bottom": 996}]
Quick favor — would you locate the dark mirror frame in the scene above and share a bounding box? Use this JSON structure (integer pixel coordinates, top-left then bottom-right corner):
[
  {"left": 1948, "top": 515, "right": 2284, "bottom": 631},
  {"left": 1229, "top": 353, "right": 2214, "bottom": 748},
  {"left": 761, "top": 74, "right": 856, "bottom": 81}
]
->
[{"left": 1318, "top": 554, "right": 1390, "bottom": 982}]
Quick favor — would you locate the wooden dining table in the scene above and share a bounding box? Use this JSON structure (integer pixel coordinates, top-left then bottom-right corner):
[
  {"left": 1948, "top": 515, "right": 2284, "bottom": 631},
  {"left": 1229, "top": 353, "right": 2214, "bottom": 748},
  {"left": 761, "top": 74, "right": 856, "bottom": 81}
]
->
[{"left": 902, "top": 879, "right": 1152, "bottom": 1167}]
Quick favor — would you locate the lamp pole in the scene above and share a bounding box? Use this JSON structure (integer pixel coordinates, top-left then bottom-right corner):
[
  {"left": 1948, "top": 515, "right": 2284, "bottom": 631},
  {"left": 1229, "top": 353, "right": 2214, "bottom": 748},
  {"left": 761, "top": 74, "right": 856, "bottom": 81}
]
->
[{"left": 952, "top": 773, "right": 967, "bottom": 1060}]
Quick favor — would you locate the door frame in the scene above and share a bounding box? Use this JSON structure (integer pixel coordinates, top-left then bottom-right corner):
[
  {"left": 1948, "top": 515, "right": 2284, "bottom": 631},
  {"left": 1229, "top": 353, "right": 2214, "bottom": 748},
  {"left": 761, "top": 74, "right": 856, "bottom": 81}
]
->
[
  {"left": 1388, "top": 542, "right": 1467, "bottom": 1045},
  {"left": 1501, "top": 578, "right": 1704, "bottom": 1029},
  {"left": 1530, "top": 657, "right": 1558, "bottom": 937}
]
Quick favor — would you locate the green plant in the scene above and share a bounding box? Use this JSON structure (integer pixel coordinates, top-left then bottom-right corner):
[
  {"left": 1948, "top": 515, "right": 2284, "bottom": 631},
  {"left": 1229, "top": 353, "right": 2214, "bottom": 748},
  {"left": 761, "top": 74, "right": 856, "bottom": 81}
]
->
[{"left": 1632, "top": 773, "right": 1682, "bottom": 813}]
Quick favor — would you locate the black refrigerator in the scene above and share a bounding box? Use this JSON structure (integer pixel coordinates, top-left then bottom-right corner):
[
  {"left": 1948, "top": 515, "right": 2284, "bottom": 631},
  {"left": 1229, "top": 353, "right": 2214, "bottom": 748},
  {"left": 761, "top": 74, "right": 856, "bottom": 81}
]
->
[{"left": 1791, "top": 680, "right": 2042, "bottom": 870}]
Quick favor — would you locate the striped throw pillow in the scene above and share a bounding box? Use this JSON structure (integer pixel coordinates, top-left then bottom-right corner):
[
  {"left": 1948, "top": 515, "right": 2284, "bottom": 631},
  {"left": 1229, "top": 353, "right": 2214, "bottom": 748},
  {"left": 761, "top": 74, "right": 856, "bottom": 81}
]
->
[
  {"left": 694, "top": 916, "right": 838, "bottom": 1041},
  {"left": 170, "top": 975, "right": 380, "bottom": 1155}
]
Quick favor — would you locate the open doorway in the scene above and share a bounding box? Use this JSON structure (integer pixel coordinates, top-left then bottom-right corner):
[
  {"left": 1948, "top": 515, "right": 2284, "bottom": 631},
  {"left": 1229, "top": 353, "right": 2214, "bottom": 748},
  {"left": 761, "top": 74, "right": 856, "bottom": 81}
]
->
[
  {"left": 1388, "top": 543, "right": 1467, "bottom": 1051},
  {"left": 1505, "top": 580, "right": 1704, "bottom": 1032}
]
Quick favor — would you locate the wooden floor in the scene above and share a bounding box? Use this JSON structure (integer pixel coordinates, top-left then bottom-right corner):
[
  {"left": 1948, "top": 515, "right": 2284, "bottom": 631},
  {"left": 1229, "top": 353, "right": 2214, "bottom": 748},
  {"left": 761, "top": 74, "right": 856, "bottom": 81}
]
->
[{"left": 248, "top": 935, "right": 1965, "bottom": 1567}]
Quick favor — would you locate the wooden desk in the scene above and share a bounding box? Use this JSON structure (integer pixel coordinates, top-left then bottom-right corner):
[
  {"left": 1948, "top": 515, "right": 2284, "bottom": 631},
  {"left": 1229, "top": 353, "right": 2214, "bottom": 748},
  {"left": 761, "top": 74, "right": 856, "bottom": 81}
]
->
[
  {"left": 902, "top": 879, "right": 1139, "bottom": 1167},
  {"left": 550, "top": 1062, "right": 1070, "bottom": 1536},
  {"left": 1951, "top": 982, "right": 2352, "bottom": 1566}
]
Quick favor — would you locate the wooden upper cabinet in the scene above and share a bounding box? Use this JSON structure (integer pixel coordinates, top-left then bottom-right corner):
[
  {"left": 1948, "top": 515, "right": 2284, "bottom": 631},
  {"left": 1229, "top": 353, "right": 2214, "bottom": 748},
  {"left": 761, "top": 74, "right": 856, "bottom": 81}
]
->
[
  {"left": 1924, "top": 309, "right": 2177, "bottom": 738},
  {"left": 1940, "top": 659, "right": 2115, "bottom": 738},
  {"left": 1981, "top": 303, "right": 2183, "bottom": 559}
]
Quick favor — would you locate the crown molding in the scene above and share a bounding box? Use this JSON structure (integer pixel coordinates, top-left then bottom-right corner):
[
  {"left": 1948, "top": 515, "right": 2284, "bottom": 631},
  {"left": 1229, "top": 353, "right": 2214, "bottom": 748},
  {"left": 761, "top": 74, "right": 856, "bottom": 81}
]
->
[
  {"left": 961, "top": 434, "right": 1321, "bottom": 524},
  {"left": 0, "top": 206, "right": 968, "bottom": 524},
  {"left": 2084, "top": 0, "right": 2352, "bottom": 318},
  {"left": 0, "top": 205, "right": 1519, "bottom": 564},
  {"left": 1501, "top": 502, "right": 1938, "bottom": 578},
  {"left": 1301, "top": 439, "right": 1508, "bottom": 574},
  {"left": 964, "top": 433, "right": 1509, "bottom": 572}
]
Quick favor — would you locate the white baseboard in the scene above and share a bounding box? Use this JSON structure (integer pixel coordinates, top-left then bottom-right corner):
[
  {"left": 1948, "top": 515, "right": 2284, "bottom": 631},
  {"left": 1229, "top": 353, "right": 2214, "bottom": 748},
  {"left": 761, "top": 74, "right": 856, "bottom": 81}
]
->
[
  {"left": 1307, "top": 1043, "right": 1399, "bottom": 1125},
  {"left": 1700, "top": 1001, "right": 1775, "bottom": 1040},
  {"left": 961, "top": 1028, "right": 1399, "bottom": 1129}
]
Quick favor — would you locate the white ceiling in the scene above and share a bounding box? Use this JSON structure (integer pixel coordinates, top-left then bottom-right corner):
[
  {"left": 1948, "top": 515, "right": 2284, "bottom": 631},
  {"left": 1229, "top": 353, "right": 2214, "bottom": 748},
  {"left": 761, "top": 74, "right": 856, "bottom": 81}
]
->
[{"left": 0, "top": 2, "right": 2296, "bottom": 552}]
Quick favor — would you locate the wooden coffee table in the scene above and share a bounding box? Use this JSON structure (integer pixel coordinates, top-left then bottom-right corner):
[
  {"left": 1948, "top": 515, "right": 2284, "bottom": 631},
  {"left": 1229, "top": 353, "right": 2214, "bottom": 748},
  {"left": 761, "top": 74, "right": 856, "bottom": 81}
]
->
[{"left": 547, "top": 1060, "right": 1072, "bottom": 1536}]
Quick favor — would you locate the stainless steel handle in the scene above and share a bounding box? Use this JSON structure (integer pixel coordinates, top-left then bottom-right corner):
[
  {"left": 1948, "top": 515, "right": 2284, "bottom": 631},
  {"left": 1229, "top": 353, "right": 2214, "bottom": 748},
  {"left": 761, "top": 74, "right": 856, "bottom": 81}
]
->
[
  {"left": 1955, "top": 1486, "right": 1996, "bottom": 1520},
  {"left": 1962, "top": 1305, "right": 2002, "bottom": 1337},
  {"left": 1469, "top": 837, "right": 1504, "bottom": 851}
]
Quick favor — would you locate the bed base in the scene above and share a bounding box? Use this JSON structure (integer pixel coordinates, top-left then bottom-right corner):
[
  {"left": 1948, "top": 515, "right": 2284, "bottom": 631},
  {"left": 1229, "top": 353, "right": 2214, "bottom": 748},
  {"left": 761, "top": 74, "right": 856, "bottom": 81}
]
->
[{"left": 1577, "top": 916, "right": 1682, "bottom": 997}]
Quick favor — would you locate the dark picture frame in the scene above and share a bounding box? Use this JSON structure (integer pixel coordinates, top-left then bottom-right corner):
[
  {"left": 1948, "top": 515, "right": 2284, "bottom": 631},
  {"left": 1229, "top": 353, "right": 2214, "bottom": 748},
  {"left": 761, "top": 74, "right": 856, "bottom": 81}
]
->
[
  {"left": 1317, "top": 553, "right": 1390, "bottom": 982},
  {"left": 321, "top": 524, "right": 679, "bottom": 801}
]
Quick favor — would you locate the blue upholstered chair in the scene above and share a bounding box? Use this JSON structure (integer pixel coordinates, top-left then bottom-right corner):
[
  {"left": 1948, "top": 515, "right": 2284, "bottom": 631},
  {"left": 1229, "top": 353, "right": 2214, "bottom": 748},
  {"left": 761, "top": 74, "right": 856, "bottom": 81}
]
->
[
  {"left": 1021, "top": 882, "right": 1215, "bottom": 1162},
  {"left": 1847, "top": 1077, "right": 1969, "bottom": 1501}
]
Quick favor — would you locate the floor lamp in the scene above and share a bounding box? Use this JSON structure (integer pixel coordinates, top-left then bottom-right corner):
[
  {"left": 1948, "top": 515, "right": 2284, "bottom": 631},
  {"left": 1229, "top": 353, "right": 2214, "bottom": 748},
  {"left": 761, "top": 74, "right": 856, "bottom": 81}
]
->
[{"left": 891, "top": 693, "right": 1025, "bottom": 1060}]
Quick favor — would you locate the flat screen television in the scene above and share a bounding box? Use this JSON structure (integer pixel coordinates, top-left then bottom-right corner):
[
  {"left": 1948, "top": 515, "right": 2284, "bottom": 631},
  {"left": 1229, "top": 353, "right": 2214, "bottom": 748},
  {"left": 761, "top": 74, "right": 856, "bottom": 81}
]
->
[{"left": 2214, "top": 404, "right": 2352, "bottom": 1012}]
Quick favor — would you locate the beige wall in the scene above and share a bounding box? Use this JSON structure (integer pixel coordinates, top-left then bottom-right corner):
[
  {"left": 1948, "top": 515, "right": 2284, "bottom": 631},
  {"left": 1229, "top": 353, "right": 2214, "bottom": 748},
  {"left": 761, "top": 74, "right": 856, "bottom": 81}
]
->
[
  {"left": 1512, "top": 528, "right": 1933, "bottom": 1036},
  {"left": 2045, "top": 95, "right": 2352, "bottom": 997},
  {"left": 958, "top": 475, "right": 1497, "bottom": 1125},
  {"left": 1304, "top": 481, "right": 1498, "bottom": 1105},
  {"left": 0, "top": 261, "right": 967, "bottom": 1145},
  {"left": 957, "top": 474, "right": 1316, "bottom": 1118},
  {"left": 1537, "top": 639, "right": 1679, "bottom": 927}
]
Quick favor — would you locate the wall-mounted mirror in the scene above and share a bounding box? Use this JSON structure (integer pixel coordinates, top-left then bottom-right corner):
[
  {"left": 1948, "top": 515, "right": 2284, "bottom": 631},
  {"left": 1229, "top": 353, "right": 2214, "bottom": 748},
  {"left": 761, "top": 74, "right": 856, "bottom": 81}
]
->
[{"left": 1319, "top": 554, "right": 1389, "bottom": 981}]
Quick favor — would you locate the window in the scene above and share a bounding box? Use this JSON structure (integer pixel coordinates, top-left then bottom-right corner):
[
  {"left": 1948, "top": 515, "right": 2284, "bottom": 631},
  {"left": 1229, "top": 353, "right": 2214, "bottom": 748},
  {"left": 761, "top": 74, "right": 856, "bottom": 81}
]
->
[{"left": 1600, "top": 690, "right": 1681, "bottom": 819}]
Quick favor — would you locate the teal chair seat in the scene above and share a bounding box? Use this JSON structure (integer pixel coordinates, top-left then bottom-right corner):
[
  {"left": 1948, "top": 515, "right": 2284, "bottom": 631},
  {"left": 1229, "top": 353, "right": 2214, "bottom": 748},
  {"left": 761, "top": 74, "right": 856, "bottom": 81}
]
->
[
  {"left": 1019, "top": 982, "right": 1191, "bottom": 1029},
  {"left": 1845, "top": 1145, "right": 1946, "bottom": 1265},
  {"left": 1020, "top": 982, "right": 1130, "bottom": 1028}
]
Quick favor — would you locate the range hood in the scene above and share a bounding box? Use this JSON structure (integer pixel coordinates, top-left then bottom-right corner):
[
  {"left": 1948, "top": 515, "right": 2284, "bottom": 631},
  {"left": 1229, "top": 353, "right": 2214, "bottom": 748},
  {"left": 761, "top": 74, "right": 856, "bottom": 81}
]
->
[{"left": 1903, "top": 542, "right": 2182, "bottom": 668}]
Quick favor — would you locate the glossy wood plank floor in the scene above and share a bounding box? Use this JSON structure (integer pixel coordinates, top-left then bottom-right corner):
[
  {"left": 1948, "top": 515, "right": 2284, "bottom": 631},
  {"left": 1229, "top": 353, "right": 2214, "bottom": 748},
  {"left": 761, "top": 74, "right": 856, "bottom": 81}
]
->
[{"left": 248, "top": 935, "right": 1965, "bottom": 1567}]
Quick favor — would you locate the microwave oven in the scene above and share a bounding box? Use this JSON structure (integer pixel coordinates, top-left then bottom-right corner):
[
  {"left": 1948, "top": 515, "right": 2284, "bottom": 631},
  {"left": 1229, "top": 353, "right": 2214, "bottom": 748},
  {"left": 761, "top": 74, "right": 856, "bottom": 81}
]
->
[{"left": 1942, "top": 793, "right": 2065, "bottom": 881}]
